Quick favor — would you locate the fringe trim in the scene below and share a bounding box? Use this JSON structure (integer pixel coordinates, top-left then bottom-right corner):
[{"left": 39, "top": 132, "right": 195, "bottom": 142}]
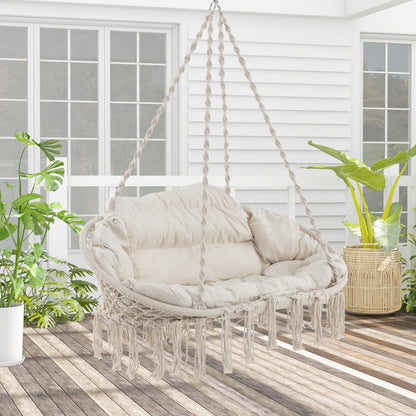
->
[
  {"left": 266, "top": 296, "right": 277, "bottom": 350},
  {"left": 127, "top": 325, "right": 140, "bottom": 380},
  {"left": 327, "top": 291, "right": 345, "bottom": 340},
  {"left": 170, "top": 322, "right": 182, "bottom": 376},
  {"left": 194, "top": 320, "right": 207, "bottom": 379},
  {"left": 243, "top": 306, "right": 255, "bottom": 363},
  {"left": 109, "top": 320, "right": 122, "bottom": 371},
  {"left": 221, "top": 311, "right": 233, "bottom": 373},
  {"left": 152, "top": 327, "right": 165, "bottom": 379},
  {"left": 289, "top": 294, "right": 304, "bottom": 350},
  {"left": 93, "top": 313, "right": 103, "bottom": 359},
  {"left": 310, "top": 296, "right": 323, "bottom": 347}
]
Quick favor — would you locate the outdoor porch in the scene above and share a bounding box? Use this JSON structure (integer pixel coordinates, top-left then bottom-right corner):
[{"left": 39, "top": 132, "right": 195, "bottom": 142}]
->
[{"left": 1, "top": 312, "right": 415, "bottom": 416}]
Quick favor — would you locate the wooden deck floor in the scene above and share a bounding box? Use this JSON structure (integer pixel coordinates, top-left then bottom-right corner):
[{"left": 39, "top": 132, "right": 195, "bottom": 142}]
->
[{"left": 0, "top": 313, "right": 415, "bottom": 416}]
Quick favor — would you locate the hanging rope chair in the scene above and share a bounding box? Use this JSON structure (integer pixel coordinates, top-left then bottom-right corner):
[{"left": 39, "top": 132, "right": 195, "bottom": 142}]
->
[{"left": 80, "top": 1, "right": 348, "bottom": 380}]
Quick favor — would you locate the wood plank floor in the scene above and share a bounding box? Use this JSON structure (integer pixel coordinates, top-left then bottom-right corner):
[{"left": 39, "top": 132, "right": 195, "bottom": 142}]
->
[{"left": 1, "top": 313, "right": 415, "bottom": 416}]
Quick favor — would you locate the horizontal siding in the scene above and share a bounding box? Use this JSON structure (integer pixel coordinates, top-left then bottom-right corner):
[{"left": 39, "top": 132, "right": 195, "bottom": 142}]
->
[{"left": 187, "top": 31, "right": 352, "bottom": 248}]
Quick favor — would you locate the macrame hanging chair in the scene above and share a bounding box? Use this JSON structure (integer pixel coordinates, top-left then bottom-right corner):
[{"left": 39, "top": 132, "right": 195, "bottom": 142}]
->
[{"left": 80, "top": 1, "right": 348, "bottom": 380}]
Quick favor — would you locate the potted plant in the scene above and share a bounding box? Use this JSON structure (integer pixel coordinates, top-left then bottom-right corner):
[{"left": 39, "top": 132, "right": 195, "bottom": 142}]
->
[
  {"left": 0, "top": 131, "right": 95, "bottom": 366},
  {"left": 303, "top": 141, "right": 416, "bottom": 314}
]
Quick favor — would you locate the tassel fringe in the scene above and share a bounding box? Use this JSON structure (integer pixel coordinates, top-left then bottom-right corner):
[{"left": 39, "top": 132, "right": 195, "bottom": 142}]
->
[
  {"left": 267, "top": 296, "right": 277, "bottom": 350},
  {"left": 289, "top": 294, "right": 304, "bottom": 350},
  {"left": 221, "top": 312, "right": 233, "bottom": 373},
  {"left": 327, "top": 291, "right": 345, "bottom": 340},
  {"left": 96, "top": 290, "right": 346, "bottom": 379}
]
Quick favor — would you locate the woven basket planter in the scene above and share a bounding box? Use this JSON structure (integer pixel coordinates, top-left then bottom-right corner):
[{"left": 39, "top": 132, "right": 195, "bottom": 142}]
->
[{"left": 343, "top": 245, "right": 402, "bottom": 315}]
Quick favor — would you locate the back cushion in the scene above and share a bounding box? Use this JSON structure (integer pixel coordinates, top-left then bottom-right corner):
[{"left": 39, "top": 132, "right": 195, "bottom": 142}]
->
[{"left": 103, "top": 184, "right": 263, "bottom": 284}]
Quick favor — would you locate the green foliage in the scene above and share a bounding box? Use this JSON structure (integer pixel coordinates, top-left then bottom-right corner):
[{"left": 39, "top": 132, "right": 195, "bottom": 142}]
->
[
  {"left": 0, "top": 131, "right": 97, "bottom": 326},
  {"left": 303, "top": 141, "right": 416, "bottom": 252},
  {"left": 401, "top": 211, "right": 416, "bottom": 313}
]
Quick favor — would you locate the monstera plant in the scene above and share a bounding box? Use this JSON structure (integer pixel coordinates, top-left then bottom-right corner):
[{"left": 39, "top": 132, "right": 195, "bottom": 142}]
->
[
  {"left": 0, "top": 131, "right": 97, "bottom": 366},
  {"left": 303, "top": 141, "right": 416, "bottom": 253}
]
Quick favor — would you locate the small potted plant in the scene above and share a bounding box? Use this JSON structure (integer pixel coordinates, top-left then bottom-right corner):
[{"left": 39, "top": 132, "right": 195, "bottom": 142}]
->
[
  {"left": 303, "top": 141, "right": 416, "bottom": 314},
  {"left": 0, "top": 131, "right": 94, "bottom": 366}
]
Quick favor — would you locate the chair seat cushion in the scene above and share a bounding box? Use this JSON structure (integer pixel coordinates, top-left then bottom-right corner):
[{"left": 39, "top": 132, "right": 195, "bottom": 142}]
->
[{"left": 126, "top": 252, "right": 344, "bottom": 309}]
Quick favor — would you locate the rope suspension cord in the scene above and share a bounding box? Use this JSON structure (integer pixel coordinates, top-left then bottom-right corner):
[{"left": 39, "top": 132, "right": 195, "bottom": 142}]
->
[
  {"left": 218, "top": 10, "right": 231, "bottom": 195},
  {"left": 218, "top": 11, "right": 336, "bottom": 272},
  {"left": 196, "top": 11, "right": 214, "bottom": 308}
]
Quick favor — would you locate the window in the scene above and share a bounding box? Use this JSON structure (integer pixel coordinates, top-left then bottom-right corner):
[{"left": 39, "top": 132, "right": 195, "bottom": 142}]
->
[
  {"left": 0, "top": 24, "right": 171, "bottom": 250},
  {"left": 362, "top": 41, "right": 411, "bottom": 230}
]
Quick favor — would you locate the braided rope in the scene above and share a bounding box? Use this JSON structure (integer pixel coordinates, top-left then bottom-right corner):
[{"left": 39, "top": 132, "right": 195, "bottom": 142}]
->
[
  {"left": 220, "top": 12, "right": 335, "bottom": 269},
  {"left": 107, "top": 12, "right": 213, "bottom": 212},
  {"left": 197, "top": 12, "right": 214, "bottom": 308},
  {"left": 218, "top": 14, "right": 231, "bottom": 195}
]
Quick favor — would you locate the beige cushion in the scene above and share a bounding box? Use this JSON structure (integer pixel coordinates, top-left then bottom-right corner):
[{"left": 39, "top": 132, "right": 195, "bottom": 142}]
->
[
  {"left": 245, "top": 207, "right": 322, "bottom": 264},
  {"left": 99, "top": 184, "right": 263, "bottom": 284}
]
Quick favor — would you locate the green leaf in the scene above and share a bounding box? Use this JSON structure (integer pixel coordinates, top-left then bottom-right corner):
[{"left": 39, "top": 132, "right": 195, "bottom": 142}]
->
[
  {"left": 6, "top": 223, "right": 16, "bottom": 234},
  {"left": 342, "top": 220, "right": 362, "bottom": 237},
  {"left": 49, "top": 201, "right": 63, "bottom": 210},
  {"left": 306, "top": 141, "right": 363, "bottom": 165},
  {"left": 4, "top": 181, "right": 15, "bottom": 189},
  {"left": 303, "top": 164, "right": 385, "bottom": 190},
  {"left": 37, "top": 139, "right": 61, "bottom": 162},
  {"left": 11, "top": 277, "right": 24, "bottom": 300},
  {"left": 12, "top": 193, "right": 43, "bottom": 209},
  {"left": 0, "top": 226, "right": 9, "bottom": 240},
  {"left": 370, "top": 202, "right": 402, "bottom": 253},
  {"left": 14, "top": 131, "right": 33, "bottom": 144},
  {"left": 32, "top": 243, "right": 43, "bottom": 260},
  {"left": 28, "top": 201, "right": 50, "bottom": 214},
  {"left": 371, "top": 144, "right": 416, "bottom": 171},
  {"left": 21, "top": 212, "right": 34, "bottom": 230},
  {"left": 21, "top": 160, "right": 64, "bottom": 192}
]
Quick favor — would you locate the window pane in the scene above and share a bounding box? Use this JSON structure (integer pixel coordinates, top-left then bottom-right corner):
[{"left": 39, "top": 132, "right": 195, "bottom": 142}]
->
[
  {"left": 140, "top": 66, "right": 165, "bottom": 102},
  {"left": 121, "top": 187, "right": 137, "bottom": 197},
  {"left": 111, "top": 31, "right": 136, "bottom": 63},
  {"left": 0, "top": 139, "right": 27, "bottom": 176},
  {"left": 140, "top": 141, "right": 165, "bottom": 175},
  {"left": 363, "top": 73, "right": 385, "bottom": 107},
  {"left": 71, "top": 103, "right": 98, "bottom": 138},
  {"left": 111, "top": 64, "right": 136, "bottom": 102},
  {"left": 40, "top": 62, "right": 68, "bottom": 100},
  {"left": 111, "top": 140, "right": 137, "bottom": 175},
  {"left": 40, "top": 28, "right": 67, "bottom": 60},
  {"left": 71, "top": 30, "right": 98, "bottom": 61},
  {"left": 363, "top": 143, "right": 384, "bottom": 167},
  {"left": 71, "top": 63, "right": 98, "bottom": 101},
  {"left": 388, "top": 74, "right": 409, "bottom": 108},
  {"left": 111, "top": 103, "right": 136, "bottom": 138},
  {"left": 0, "top": 101, "right": 27, "bottom": 136},
  {"left": 0, "top": 61, "right": 27, "bottom": 99},
  {"left": 400, "top": 186, "right": 408, "bottom": 211},
  {"left": 0, "top": 26, "right": 27, "bottom": 59},
  {"left": 364, "top": 187, "right": 383, "bottom": 213},
  {"left": 388, "top": 110, "right": 409, "bottom": 142},
  {"left": 40, "top": 102, "right": 68, "bottom": 137},
  {"left": 363, "top": 109, "right": 384, "bottom": 141},
  {"left": 388, "top": 143, "right": 409, "bottom": 174},
  {"left": 71, "top": 187, "right": 98, "bottom": 215},
  {"left": 363, "top": 42, "right": 385, "bottom": 71},
  {"left": 388, "top": 44, "right": 410, "bottom": 72},
  {"left": 140, "top": 33, "right": 165, "bottom": 64},
  {"left": 71, "top": 215, "right": 93, "bottom": 249},
  {"left": 140, "top": 104, "right": 165, "bottom": 138},
  {"left": 71, "top": 140, "right": 98, "bottom": 175}
]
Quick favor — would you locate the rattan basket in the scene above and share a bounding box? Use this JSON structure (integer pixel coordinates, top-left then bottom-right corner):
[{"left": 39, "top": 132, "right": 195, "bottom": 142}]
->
[{"left": 343, "top": 245, "right": 402, "bottom": 315}]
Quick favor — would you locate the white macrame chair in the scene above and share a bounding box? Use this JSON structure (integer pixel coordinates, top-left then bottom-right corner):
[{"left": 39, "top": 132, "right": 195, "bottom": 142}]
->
[{"left": 80, "top": 2, "right": 347, "bottom": 380}]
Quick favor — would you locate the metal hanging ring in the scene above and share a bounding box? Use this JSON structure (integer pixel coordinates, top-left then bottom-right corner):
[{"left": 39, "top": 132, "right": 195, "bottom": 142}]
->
[{"left": 209, "top": 0, "right": 221, "bottom": 11}]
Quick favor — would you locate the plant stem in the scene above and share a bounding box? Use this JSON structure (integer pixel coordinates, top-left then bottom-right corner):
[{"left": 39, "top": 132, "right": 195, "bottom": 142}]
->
[
  {"left": 347, "top": 179, "right": 369, "bottom": 243},
  {"left": 356, "top": 183, "right": 374, "bottom": 243}
]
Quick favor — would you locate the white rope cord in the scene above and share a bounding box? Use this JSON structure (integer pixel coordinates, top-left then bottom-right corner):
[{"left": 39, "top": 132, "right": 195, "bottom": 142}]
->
[
  {"left": 218, "top": 15, "right": 231, "bottom": 195},
  {"left": 197, "top": 12, "right": 214, "bottom": 308},
  {"left": 107, "top": 12, "right": 213, "bottom": 212},
  {"left": 220, "top": 12, "right": 335, "bottom": 267}
]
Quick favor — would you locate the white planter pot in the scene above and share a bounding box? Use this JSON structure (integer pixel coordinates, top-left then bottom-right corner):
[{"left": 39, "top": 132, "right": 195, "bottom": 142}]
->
[{"left": 0, "top": 303, "right": 25, "bottom": 366}]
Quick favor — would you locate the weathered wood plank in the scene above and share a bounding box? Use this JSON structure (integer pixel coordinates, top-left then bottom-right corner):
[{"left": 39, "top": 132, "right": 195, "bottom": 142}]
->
[{"left": 0, "top": 375, "right": 22, "bottom": 416}]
